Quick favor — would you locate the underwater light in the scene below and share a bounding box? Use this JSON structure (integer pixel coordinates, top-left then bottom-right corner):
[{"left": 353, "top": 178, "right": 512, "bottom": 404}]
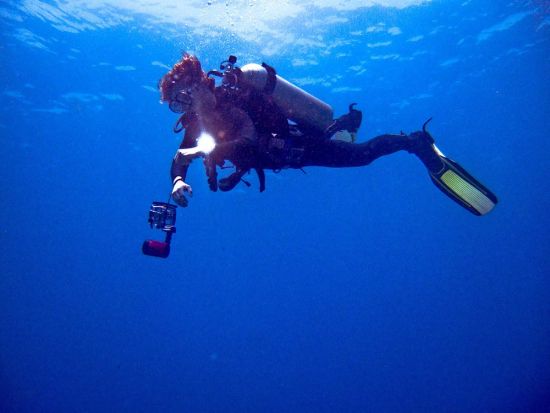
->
[
  {"left": 196, "top": 132, "right": 216, "bottom": 154},
  {"left": 176, "top": 132, "right": 216, "bottom": 158}
]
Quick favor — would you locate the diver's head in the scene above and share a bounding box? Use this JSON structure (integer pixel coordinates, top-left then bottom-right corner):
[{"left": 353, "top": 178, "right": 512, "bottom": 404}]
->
[{"left": 159, "top": 53, "right": 215, "bottom": 113}]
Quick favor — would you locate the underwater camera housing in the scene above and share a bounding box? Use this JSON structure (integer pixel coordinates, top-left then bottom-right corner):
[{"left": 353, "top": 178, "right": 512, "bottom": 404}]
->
[{"left": 142, "top": 201, "right": 177, "bottom": 258}]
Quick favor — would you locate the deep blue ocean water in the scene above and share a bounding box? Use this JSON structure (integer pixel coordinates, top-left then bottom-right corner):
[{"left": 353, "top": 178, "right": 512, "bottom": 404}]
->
[{"left": 1, "top": 1, "right": 549, "bottom": 412}]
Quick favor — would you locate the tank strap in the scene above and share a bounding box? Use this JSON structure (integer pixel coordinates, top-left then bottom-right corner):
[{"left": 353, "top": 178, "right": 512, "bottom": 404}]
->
[{"left": 261, "top": 62, "right": 277, "bottom": 95}]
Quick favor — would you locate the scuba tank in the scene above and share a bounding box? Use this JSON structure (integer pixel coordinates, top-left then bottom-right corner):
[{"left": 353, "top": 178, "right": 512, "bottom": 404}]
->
[
  {"left": 209, "top": 56, "right": 334, "bottom": 133},
  {"left": 238, "top": 63, "right": 334, "bottom": 132}
]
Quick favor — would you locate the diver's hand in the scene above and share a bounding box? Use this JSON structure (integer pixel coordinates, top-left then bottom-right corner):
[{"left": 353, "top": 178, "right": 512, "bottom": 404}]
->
[
  {"left": 178, "top": 147, "right": 204, "bottom": 158},
  {"left": 172, "top": 179, "right": 192, "bottom": 207}
]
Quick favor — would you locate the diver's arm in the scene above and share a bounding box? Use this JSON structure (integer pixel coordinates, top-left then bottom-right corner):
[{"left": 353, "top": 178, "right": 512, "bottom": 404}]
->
[
  {"left": 171, "top": 123, "right": 200, "bottom": 207},
  {"left": 171, "top": 155, "right": 193, "bottom": 207},
  {"left": 170, "top": 121, "right": 201, "bottom": 181},
  {"left": 170, "top": 156, "right": 189, "bottom": 183}
]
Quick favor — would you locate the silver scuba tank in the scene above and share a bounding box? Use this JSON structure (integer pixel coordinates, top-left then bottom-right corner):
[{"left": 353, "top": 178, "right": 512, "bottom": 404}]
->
[{"left": 238, "top": 63, "right": 334, "bottom": 132}]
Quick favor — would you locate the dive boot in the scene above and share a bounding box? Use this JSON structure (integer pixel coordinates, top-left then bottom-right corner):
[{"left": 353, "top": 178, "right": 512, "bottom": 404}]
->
[{"left": 409, "top": 119, "right": 498, "bottom": 216}]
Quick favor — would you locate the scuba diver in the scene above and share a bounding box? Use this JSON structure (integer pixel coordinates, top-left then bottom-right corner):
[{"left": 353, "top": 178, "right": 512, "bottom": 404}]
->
[{"left": 158, "top": 53, "right": 498, "bottom": 217}]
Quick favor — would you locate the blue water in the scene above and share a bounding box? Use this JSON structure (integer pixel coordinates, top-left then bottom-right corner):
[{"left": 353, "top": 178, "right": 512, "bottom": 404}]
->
[{"left": 1, "top": 1, "right": 549, "bottom": 412}]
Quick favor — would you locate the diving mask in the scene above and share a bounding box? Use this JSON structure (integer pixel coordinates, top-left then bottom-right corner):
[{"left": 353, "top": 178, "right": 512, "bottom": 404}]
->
[{"left": 169, "top": 89, "right": 193, "bottom": 113}]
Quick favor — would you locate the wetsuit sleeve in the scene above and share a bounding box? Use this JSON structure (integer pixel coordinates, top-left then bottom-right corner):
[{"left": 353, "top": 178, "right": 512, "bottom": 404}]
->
[
  {"left": 170, "top": 120, "right": 200, "bottom": 183},
  {"left": 299, "top": 133, "right": 412, "bottom": 167}
]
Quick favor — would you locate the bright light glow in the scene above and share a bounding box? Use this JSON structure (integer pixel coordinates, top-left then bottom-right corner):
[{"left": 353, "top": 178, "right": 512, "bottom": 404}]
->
[{"left": 197, "top": 132, "right": 216, "bottom": 155}]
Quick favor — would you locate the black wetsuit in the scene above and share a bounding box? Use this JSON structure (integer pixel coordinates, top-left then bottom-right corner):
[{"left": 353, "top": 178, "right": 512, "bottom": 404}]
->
[
  {"left": 170, "top": 88, "right": 438, "bottom": 191},
  {"left": 198, "top": 127, "right": 432, "bottom": 194},
  {"left": 262, "top": 132, "right": 414, "bottom": 169},
  {"left": 218, "top": 88, "right": 422, "bottom": 171}
]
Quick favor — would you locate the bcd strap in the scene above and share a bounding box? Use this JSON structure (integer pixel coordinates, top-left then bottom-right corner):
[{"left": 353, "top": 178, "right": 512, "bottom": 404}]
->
[{"left": 261, "top": 62, "right": 277, "bottom": 95}]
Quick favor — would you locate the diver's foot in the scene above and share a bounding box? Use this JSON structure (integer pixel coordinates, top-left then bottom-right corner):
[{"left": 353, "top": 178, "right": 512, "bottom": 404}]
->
[
  {"left": 219, "top": 169, "right": 246, "bottom": 192},
  {"left": 406, "top": 130, "right": 444, "bottom": 173},
  {"left": 406, "top": 130, "right": 434, "bottom": 152}
]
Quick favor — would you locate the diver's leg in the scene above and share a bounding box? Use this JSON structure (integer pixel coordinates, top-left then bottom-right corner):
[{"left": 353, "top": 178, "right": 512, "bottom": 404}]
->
[
  {"left": 300, "top": 133, "right": 412, "bottom": 167},
  {"left": 299, "top": 129, "right": 497, "bottom": 215}
]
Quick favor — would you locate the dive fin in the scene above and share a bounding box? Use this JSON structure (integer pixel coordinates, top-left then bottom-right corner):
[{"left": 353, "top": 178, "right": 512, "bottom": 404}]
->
[{"left": 429, "top": 145, "right": 498, "bottom": 216}]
